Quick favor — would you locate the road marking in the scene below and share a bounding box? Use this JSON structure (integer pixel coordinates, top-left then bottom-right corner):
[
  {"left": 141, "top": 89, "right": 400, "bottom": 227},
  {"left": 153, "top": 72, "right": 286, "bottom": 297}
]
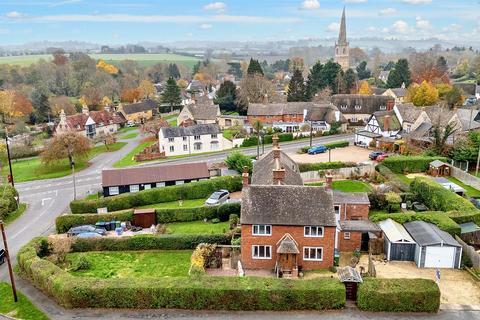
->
[{"left": 41, "top": 197, "right": 52, "bottom": 206}]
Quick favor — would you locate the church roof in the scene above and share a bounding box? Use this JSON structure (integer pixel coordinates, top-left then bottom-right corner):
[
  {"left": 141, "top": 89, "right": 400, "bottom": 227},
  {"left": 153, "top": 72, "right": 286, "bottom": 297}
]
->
[{"left": 337, "top": 7, "right": 347, "bottom": 45}]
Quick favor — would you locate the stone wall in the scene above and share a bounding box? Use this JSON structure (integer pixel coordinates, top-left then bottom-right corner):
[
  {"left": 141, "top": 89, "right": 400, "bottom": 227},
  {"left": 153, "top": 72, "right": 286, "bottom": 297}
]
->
[{"left": 451, "top": 166, "right": 480, "bottom": 191}]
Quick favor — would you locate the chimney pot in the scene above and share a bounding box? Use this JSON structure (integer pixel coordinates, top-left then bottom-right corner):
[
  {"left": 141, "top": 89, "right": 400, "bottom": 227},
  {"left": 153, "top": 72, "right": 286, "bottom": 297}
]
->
[
  {"left": 242, "top": 166, "right": 250, "bottom": 187},
  {"left": 273, "top": 167, "right": 286, "bottom": 185},
  {"left": 325, "top": 174, "right": 333, "bottom": 190},
  {"left": 272, "top": 134, "right": 279, "bottom": 148},
  {"left": 383, "top": 115, "right": 390, "bottom": 132}
]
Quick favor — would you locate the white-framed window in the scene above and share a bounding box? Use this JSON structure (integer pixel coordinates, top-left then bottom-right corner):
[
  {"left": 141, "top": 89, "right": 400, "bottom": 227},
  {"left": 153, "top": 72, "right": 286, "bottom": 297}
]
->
[
  {"left": 344, "top": 232, "right": 351, "bottom": 240},
  {"left": 157, "top": 182, "right": 165, "bottom": 187},
  {"left": 109, "top": 186, "right": 119, "bottom": 195},
  {"left": 304, "top": 226, "right": 324, "bottom": 237},
  {"left": 144, "top": 184, "right": 151, "bottom": 190},
  {"left": 252, "top": 225, "right": 272, "bottom": 236},
  {"left": 194, "top": 135, "right": 201, "bottom": 140},
  {"left": 194, "top": 143, "right": 202, "bottom": 151},
  {"left": 168, "top": 137, "right": 175, "bottom": 142},
  {"left": 183, "top": 136, "right": 187, "bottom": 141},
  {"left": 355, "top": 105, "right": 361, "bottom": 110},
  {"left": 303, "top": 247, "right": 323, "bottom": 261},
  {"left": 334, "top": 205, "right": 340, "bottom": 215},
  {"left": 211, "top": 134, "right": 217, "bottom": 139},
  {"left": 129, "top": 185, "right": 140, "bottom": 193},
  {"left": 183, "top": 144, "right": 188, "bottom": 151},
  {"left": 169, "top": 146, "right": 174, "bottom": 152},
  {"left": 252, "top": 245, "right": 272, "bottom": 259},
  {"left": 176, "top": 180, "right": 184, "bottom": 185}
]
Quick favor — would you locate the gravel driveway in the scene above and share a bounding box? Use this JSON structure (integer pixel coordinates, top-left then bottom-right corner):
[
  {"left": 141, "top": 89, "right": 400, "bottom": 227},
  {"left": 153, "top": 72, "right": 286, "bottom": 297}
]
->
[{"left": 288, "top": 146, "right": 372, "bottom": 164}]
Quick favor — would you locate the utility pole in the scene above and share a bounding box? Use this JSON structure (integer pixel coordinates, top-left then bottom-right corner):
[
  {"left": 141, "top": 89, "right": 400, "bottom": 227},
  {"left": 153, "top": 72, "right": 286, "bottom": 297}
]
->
[
  {"left": 476, "top": 144, "right": 480, "bottom": 176},
  {"left": 72, "top": 158, "right": 77, "bottom": 200},
  {"left": 4, "top": 131, "right": 14, "bottom": 187},
  {"left": 0, "top": 221, "right": 17, "bottom": 302},
  {"left": 309, "top": 120, "right": 313, "bottom": 147}
]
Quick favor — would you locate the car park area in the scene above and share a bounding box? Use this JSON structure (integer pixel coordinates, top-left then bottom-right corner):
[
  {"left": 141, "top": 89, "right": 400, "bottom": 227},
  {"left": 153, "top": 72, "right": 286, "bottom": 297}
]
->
[{"left": 289, "top": 146, "right": 372, "bottom": 164}]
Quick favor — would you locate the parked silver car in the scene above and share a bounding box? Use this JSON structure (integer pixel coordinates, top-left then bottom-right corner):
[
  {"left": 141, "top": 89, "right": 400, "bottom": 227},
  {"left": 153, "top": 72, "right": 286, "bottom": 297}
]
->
[
  {"left": 205, "top": 190, "right": 230, "bottom": 206},
  {"left": 67, "top": 225, "right": 107, "bottom": 237}
]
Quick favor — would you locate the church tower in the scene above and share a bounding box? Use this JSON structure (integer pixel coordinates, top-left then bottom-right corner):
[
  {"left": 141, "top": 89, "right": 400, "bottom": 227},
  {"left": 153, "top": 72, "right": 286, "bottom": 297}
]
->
[{"left": 334, "top": 7, "right": 350, "bottom": 70}]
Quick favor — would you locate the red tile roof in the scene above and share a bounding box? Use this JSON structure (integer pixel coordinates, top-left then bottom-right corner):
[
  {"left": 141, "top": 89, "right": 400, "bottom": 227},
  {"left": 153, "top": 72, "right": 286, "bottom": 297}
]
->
[{"left": 65, "top": 110, "right": 124, "bottom": 131}]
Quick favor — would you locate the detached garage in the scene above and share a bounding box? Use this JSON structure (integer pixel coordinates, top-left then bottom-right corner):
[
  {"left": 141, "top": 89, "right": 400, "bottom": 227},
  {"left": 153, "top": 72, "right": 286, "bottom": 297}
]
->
[
  {"left": 404, "top": 221, "right": 462, "bottom": 269},
  {"left": 379, "top": 218, "right": 416, "bottom": 261}
]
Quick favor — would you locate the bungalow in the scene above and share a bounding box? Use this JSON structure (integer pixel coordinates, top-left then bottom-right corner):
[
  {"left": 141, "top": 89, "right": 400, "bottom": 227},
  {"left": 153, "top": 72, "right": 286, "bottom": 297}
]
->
[
  {"left": 159, "top": 123, "right": 225, "bottom": 157},
  {"left": 177, "top": 103, "right": 220, "bottom": 126},
  {"left": 331, "top": 94, "right": 395, "bottom": 126},
  {"left": 55, "top": 106, "right": 125, "bottom": 138},
  {"left": 118, "top": 99, "right": 158, "bottom": 124},
  {"left": 101, "top": 162, "right": 210, "bottom": 197},
  {"left": 354, "top": 109, "right": 401, "bottom": 148}
]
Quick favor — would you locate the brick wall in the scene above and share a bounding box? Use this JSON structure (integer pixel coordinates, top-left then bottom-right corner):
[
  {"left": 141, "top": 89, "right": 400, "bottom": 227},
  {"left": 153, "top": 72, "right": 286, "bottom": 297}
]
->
[
  {"left": 338, "top": 231, "right": 362, "bottom": 252},
  {"left": 337, "top": 203, "right": 369, "bottom": 221},
  {"left": 241, "top": 225, "right": 335, "bottom": 270}
]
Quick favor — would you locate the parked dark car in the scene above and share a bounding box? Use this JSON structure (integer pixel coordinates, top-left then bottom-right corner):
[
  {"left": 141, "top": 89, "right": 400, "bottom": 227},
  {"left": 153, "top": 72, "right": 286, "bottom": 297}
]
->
[
  {"left": 67, "top": 225, "right": 107, "bottom": 237},
  {"left": 0, "top": 249, "right": 5, "bottom": 266},
  {"left": 369, "top": 151, "right": 385, "bottom": 160},
  {"left": 77, "top": 232, "right": 103, "bottom": 239}
]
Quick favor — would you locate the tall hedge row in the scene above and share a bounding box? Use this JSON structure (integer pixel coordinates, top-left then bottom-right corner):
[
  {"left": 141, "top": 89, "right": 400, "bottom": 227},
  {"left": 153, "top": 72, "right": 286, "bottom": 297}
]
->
[
  {"left": 70, "top": 176, "right": 242, "bottom": 214},
  {"left": 298, "top": 161, "right": 356, "bottom": 173},
  {"left": 241, "top": 133, "right": 294, "bottom": 148},
  {"left": 376, "top": 164, "right": 410, "bottom": 191},
  {"left": 18, "top": 238, "right": 346, "bottom": 310},
  {"left": 357, "top": 278, "right": 440, "bottom": 312},
  {"left": 382, "top": 156, "right": 447, "bottom": 174}
]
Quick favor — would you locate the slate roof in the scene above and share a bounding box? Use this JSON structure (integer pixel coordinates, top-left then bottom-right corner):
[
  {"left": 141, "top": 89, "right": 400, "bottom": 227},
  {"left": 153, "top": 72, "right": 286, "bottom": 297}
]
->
[
  {"left": 379, "top": 218, "right": 415, "bottom": 243},
  {"left": 390, "top": 88, "right": 407, "bottom": 97},
  {"left": 373, "top": 110, "right": 401, "bottom": 131},
  {"left": 65, "top": 110, "right": 123, "bottom": 131},
  {"left": 338, "top": 266, "right": 363, "bottom": 283},
  {"left": 430, "top": 160, "right": 448, "bottom": 168},
  {"left": 102, "top": 162, "right": 209, "bottom": 187},
  {"left": 340, "top": 220, "right": 381, "bottom": 232},
  {"left": 403, "top": 221, "right": 461, "bottom": 247},
  {"left": 240, "top": 185, "right": 336, "bottom": 226},
  {"left": 160, "top": 123, "right": 220, "bottom": 138},
  {"left": 184, "top": 104, "right": 219, "bottom": 121},
  {"left": 251, "top": 149, "right": 303, "bottom": 186},
  {"left": 304, "top": 105, "right": 347, "bottom": 124},
  {"left": 454, "top": 108, "right": 480, "bottom": 131},
  {"left": 122, "top": 99, "right": 158, "bottom": 115},
  {"left": 332, "top": 191, "right": 370, "bottom": 204},
  {"left": 424, "top": 106, "right": 455, "bottom": 127},
  {"left": 373, "top": 87, "right": 387, "bottom": 95},
  {"left": 395, "top": 103, "right": 422, "bottom": 123},
  {"left": 276, "top": 234, "right": 300, "bottom": 254},
  {"left": 331, "top": 94, "right": 394, "bottom": 115},
  {"left": 247, "top": 102, "right": 336, "bottom": 117}
]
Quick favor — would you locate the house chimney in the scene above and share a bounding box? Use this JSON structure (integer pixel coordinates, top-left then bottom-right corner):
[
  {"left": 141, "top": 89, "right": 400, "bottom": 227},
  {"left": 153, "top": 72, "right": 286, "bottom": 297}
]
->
[
  {"left": 104, "top": 105, "right": 111, "bottom": 112},
  {"left": 273, "top": 167, "right": 286, "bottom": 185},
  {"left": 242, "top": 166, "right": 249, "bottom": 187},
  {"left": 387, "top": 99, "right": 394, "bottom": 111},
  {"left": 262, "top": 94, "right": 269, "bottom": 104},
  {"left": 60, "top": 109, "right": 66, "bottom": 122},
  {"left": 272, "top": 134, "right": 279, "bottom": 148},
  {"left": 325, "top": 174, "right": 333, "bottom": 190},
  {"left": 272, "top": 134, "right": 281, "bottom": 159},
  {"left": 383, "top": 115, "right": 390, "bottom": 132},
  {"left": 82, "top": 105, "right": 89, "bottom": 115}
]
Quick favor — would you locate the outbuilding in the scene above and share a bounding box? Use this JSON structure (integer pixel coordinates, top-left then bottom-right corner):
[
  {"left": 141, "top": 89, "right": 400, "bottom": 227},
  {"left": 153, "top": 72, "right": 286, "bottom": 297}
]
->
[
  {"left": 378, "top": 218, "right": 416, "bottom": 261},
  {"left": 404, "top": 221, "right": 462, "bottom": 269}
]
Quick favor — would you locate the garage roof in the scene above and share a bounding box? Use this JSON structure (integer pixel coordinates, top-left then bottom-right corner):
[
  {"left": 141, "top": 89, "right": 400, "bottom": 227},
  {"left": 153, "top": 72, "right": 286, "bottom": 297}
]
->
[
  {"left": 404, "top": 221, "right": 460, "bottom": 247},
  {"left": 379, "top": 218, "right": 415, "bottom": 243}
]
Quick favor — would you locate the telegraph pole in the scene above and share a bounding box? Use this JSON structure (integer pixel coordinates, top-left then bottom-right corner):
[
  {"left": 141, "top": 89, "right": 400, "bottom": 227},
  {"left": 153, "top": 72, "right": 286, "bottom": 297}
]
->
[
  {"left": 0, "top": 221, "right": 17, "bottom": 302},
  {"left": 71, "top": 158, "right": 77, "bottom": 200},
  {"left": 4, "top": 131, "right": 14, "bottom": 187}
]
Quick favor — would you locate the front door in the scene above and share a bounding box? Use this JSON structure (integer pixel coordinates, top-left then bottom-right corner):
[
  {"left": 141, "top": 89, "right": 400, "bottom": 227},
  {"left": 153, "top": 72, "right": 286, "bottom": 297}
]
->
[
  {"left": 279, "top": 254, "right": 294, "bottom": 271},
  {"left": 361, "top": 233, "right": 370, "bottom": 252}
]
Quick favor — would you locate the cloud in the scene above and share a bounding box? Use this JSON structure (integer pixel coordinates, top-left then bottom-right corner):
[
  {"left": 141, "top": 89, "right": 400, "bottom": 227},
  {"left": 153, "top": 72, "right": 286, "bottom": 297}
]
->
[
  {"left": 401, "top": 0, "right": 432, "bottom": 4},
  {"left": 26, "top": 14, "right": 301, "bottom": 24},
  {"left": 378, "top": 8, "right": 396, "bottom": 15},
  {"left": 200, "top": 23, "right": 212, "bottom": 29},
  {"left": 392, "top": 20, "right": 410, "bottom": 34},
  {"left": 415, "top": 16, "right": 431, "bottom": 29},
  {"left": 326, "top": 22, "right": 340, "bottom": 32},
  {"left": 367, "top": 26, "right": 378, "bottom": 32},
  {"left": 49, "top": 0, "right": 82, "bottom": 7},
  {"left": 204, "top": 2, "right": 226, "bottom": 12},
  {"left": 442, "top": 23, "right": 462, "bottom": 32},
  {"left": 300, "top": 0, "right": 320, "bottom": 10},
  {"left": 6, "top": 11, "right": 26, "bottom": 18}
]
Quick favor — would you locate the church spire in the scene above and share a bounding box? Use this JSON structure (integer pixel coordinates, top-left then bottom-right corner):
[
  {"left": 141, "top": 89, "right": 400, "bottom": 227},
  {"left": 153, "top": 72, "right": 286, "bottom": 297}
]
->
[{"left": 337, "top": 7, "right": 347, "bottom": 45}]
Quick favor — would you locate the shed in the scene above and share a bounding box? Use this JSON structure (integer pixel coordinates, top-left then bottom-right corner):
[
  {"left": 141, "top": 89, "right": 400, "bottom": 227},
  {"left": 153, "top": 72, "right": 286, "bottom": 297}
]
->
[
  {"left": 338, "top": 266, "right": 363, "bottom": 301},
  {"left": 378, "top": 219, "right": 416, "bottom": 261},
  {"left": 404, "top": 221, "right": 462, "bottom": 269},
  {"left": 133, "top": 208, "right": 156, "bottom": 228},
  {"left": 460, "top": 222, "right": 480, "bottom": 246},
  {"left": 433, "top": 177, "right": 465, "bottom": 196},
  {"left": 429, "top": 160, "right": 451, "bottom": 177}
]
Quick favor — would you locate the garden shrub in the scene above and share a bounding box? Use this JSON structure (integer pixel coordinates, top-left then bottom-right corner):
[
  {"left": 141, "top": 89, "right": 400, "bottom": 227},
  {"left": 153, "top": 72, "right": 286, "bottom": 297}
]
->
[
  {"left": 382, "top": 155, "right": 447, "bottom": 174},
  {"left": 324, "top": 141, "right": 349, "bottom": 149},
  {"left": 229, "top": 214, "right": 239, "bottom": 229},
  {"left": 299, "top": 161, "right": 356, "bottom": 173},
  {"left": 156, "top": 202, "right": 240, "bottom": 224},
  {"left": 357, "top": 278, "right": 440, "bottom": 312},
  {"left": 369, "top": 211, "right": 461, "bottom": 235},
  {"left": 216, "top": 201, "right": 241, "bottom": 221},
  {"left": 211, "top": 218, "right": 220, "bottom": 224},
  {"left": 376, "top": 164, "right": 410, "bottom": 191},
  {"left": 70, "top": 176, "right": 242, "bottom": 214},
  {"left": 55, "top": 211, "right": 134, "bottom": 233},
  {"left": 0, "top": 185, "right": 18, "bottom": 219},
  {"left": 72, "top": 254, "right": 91, "bottom": 271},
  {"left": 18, "top": 238, "right": 346, "bottom": 310},
  {"left": 189, "top": 243, "right": 216, "bottom": 276},
  {"left": 241, "top": 136, "right": 258, "bottom": 147}
]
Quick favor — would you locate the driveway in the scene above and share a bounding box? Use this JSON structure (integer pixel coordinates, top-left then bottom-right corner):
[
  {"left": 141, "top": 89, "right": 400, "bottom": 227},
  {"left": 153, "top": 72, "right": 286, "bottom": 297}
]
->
[
  {"left": 288, "top": 146, "right": 372, "bottom": 164},
  {"left": 363, "top": 257, "right": 480, "bottom": 305}
]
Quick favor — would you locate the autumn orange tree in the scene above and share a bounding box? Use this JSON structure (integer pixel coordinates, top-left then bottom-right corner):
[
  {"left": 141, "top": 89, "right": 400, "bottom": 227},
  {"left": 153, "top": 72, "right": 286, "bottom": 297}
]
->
[
  {"left": 406, "top": 81, "right": 439, "bottom": 106},
  {"left": 138, "top": 80, "right": 156, "bottom": 99},
  {"left": 0, "top": 90, "right": 33, "bottom": 124},
  {"left": 358, "top": 81, "right": 372, "bottom": 95},
  {"left": 41, "top": 132, "right": 91, "bottom": 166},
  {"left": 121, "top": 88, "right": 141, "bottom": 103},
  {"left": 96, "top": 59, "right": 119, "bottom": 75}
]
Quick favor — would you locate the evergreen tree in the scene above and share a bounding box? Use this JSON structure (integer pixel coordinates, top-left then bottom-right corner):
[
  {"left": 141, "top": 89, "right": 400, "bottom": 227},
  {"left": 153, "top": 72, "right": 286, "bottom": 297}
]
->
[
  {"left": 161, "top": 77, "right": 181, "bottom": 112},
  {"left": 387, "top": 59, "right": 411, "bottom": 88},
  {"left": 436, "top": 56, "right": 448, "bottom": 76},
  {"left": 306, "top": 61, "right": 324, "bottom": 100},
  {"left": 192, "top": 61, "right": 201, "bottom": 76},
  {"left": 356, "top": 61, "right": 371, "bottom": 80},
  {"left": 227, "top": 62, "right": 242, "bottom": 78},
  {"left": 287, "top": 69, "right": 307, "bottom": 102},
  {"left": 168, "top": 63, "right": 181, "bottom": 79},
  {"left": 215, "top": 80, "right": 237, "bottom": 112},
  {"left": 30, "top": 89, "right": 50, "bottom": 123},
  {"left": 343, "top": 68, "right": 358, "bottom": 94},
  {"left": 247, "top": 58, "right": 264, "bottom": 76},
  {"left": 321, "top": 60, "right": 343, "bottom": 94}
]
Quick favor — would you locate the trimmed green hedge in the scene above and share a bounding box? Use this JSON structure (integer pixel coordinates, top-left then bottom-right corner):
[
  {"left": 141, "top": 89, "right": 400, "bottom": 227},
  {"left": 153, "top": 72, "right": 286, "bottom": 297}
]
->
[
  {"left": 71, "top": 234, "right": 231, "bottom": 252},
  {"left": 377, "top": 164, "right": 410, "bottom": 191},
  {"left": 299, "top": 141, "right": 349, "bottom": 154},
  {"left": 299, "top": 161, "right": 356, "bottom": 173},
  {"left": 357, "top": 278, "right": 440, "bottom": 312},
  {"left": 411, "top": 177, "right": 477, "bottom": 213},
  {"left": 241, "top": 133, "right": 294, "bottom": 148},
  {"left": 382, "top": 156, "right": 448, "bottom": 174},
  {"left": 70, "top": 176, "right": 242, "bottom": 214},
  {"left": 156, "top": 202, "right": 241, "bottom": 223},
  {"left": 55, "top": 211, "right": 134, "bottom": 233},
  {"left": 18, "top": 238, "right": 345, "bottom": 310},
  {"left": 369, "top": 211, "right": 461, "bottom": 235}
]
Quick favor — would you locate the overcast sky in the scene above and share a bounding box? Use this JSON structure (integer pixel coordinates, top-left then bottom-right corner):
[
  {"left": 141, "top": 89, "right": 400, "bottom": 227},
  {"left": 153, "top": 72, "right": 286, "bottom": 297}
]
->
[{"left": 0, "top": 0, "right": 479, "bottom": 45}]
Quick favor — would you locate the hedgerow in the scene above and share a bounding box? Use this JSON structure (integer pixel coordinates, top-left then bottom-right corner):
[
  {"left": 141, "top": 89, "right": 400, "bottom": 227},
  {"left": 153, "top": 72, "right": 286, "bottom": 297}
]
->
[
  {"left": 70, "top": 176, "right": 242, "bottom": 214},
  {"left": 357, "top": 278, "right": 440, "bottom": 312},
  {"left": 376, "top": 164, "right": 410, "bottom": 191},
  {"left": 381, "top": 156, "right": 447, "bottom": 174},
  {"left": 299, "top": 161, "right": 356, "bottom": 173},
  {"left": 299, "top": 141, "right": 349, "bottom": 154},
  {"left": 55, "top": 211, "right": 134, "bottom": 233}
]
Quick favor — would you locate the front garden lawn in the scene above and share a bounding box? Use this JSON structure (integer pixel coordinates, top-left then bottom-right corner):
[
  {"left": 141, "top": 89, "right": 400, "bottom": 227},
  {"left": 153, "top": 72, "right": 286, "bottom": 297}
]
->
[
  {"left": 447, "top": 177, "right": 480, "bottom": 198},
  {"left": 163, "top": 114, "right": 177, "bottom": 126},
  {"left": 66, "top": 251, "right": 191, "bottom": 279},
  {"left": 167, "top": 220, "right": 230, "bottom": 234},
  {"left": 2, "top": 142, "right": 126, "bottom": 183},
  {"left": 0, "top": 282, "right": 49, "bottom": 320},
  {"left": 113, "top": 141, "right": 156, "bottom": 168},
  {"left": 140, "top": 198, "right": 206, "bottom": 209},
  {"left": 332, "top": 180, "right": 372, "bottom": 192},
  {"left": 120, "top": 132, "right": 138, "bottom": 140},
  {"left": 118, "top": 126, "right": 137, "bottom": 134}
]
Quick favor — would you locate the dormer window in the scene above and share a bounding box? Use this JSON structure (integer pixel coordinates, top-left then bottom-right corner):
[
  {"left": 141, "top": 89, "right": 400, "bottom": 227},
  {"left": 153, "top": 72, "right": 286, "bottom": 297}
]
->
[
  {"left": 355, "top": 105, "right": 361, "bottom": 110},
  {"left": 341, "top": 105, "right": 347, "bottom": 110},
  {"left": 380, "top": 105, "right": 386, "bottom": 110}
]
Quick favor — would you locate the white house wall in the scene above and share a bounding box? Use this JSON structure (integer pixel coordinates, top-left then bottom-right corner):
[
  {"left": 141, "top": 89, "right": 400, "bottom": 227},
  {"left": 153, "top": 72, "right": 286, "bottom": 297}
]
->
[{"left": 159, "top": 132, "right": 227, "bottom": 156}]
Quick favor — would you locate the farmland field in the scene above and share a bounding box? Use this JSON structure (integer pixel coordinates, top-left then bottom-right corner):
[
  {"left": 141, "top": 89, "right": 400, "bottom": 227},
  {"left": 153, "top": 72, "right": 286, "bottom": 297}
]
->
[{"left": 0, "top": 53, "right": 200, "bottom": 68}]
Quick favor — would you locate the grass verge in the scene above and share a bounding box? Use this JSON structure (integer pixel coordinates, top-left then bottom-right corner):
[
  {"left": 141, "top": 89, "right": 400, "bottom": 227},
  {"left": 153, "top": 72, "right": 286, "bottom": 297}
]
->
[
  {"left": 3, "top": 203, "right": 27, "bottom": 226},
  {"left": 166, "top": 220, "right": 230, "bottom": 234},
  {"left": 0, "top": 282, "right": 49, "bottom": 320},
  {"left": 140, "top": 198, "right": 206, "bottom": 209},
  {"left": 332, "top": 180, "right": 372, "bottom": 192},
  {"left": 113, "top": 141, "right": 156, "bottom": 168},
  {"left": 120, "top": 132, "right": 138, "bottom": 140}
]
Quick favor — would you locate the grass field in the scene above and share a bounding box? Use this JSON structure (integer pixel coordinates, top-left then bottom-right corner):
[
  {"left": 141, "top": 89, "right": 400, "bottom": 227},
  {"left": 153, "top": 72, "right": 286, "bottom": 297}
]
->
[
  {"left": 166, "top": 220, "right": 230, "bottom": 234},
  {"left": 113, "top": 141, "right": 156, "bottom": 168},
  {"left": 66, "top": 251, "right": 191, "bottom": 278},
  {"left": 395, "top": 174, "right": 413, "bottom": 186},
  {"left": 3, "top": 203, "right": 27, "bottom": 226},
  {"left": 0, "top": 282, "right": 49, "bottom": 320},
  {"left": 0, "top": 53, "right": 200, "bottom": 68},
  {"left": 2, "top": 142, "right": 126, "bottom": 182},
  {"left": 140, "top": 198, "right": 206, "bottom": 209},
  {"left": 332, "top": 180, "right": 372, "bottom": 193}
]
